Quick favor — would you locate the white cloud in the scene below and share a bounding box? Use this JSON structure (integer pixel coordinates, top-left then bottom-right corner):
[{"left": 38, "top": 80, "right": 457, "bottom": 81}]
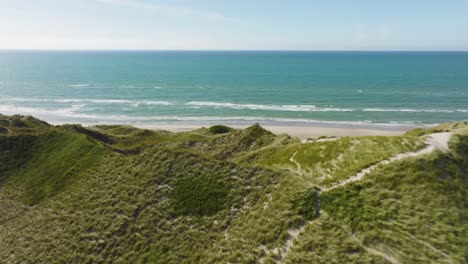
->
[
  {"left": 93, "top": 0, "right": 236, "bottom": 22},
  {"left": 0, "top": 29, "right": 238, "bottom": 50}
]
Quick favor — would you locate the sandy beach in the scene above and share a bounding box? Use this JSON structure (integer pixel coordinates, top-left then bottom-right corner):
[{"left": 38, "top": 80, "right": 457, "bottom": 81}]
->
[{"left": 133, "top": 123, "right": 410, "bottom": 140}]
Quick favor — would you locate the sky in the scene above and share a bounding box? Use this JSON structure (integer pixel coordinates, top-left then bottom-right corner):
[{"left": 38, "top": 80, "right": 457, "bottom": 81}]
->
[{"left": 0, "top": 0, "right": 467, "bottom": 50}]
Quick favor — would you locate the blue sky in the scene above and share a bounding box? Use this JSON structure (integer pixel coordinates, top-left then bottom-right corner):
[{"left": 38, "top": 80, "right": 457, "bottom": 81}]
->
[{"left": 1, "top": 0, "right": 467, "bottom": 50}]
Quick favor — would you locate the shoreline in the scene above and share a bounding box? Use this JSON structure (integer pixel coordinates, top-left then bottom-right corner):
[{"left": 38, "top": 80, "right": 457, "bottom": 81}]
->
[
  {"left": 1, "top": 113, "right": 434, "bottom": 139},
  {"left": 126, "top": 123, "right": 415, "bottom": 139},
  {"left": 37, "top": 120, "right": 433, "bottom": 140}
]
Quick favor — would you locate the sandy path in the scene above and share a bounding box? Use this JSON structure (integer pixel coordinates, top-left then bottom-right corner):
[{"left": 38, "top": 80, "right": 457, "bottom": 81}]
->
[
  {"left": 278, "top": 133, "right": 452, "bottom": 263},
  {"left": 321, "top": 132, "right": 452, "bottom": 192},
  {"left": 288, "top": 149, "right": 302, "bottom": 175}
]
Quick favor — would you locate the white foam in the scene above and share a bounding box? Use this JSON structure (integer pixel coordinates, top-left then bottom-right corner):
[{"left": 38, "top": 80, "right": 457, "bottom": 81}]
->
[
  {"left": 0, "top": 98, "right": 172, "bottom": 104},
  {"left": 185, "top": 102, "right": 353, "bottom": 112},
  {"left": 60, "top": 99, "right": 134, "bottom": 103},
  {"left": 4, "top": 98, "right": 173, "bottom": 105},
  {"left": 68, "top": 84, "right": 90, "bottom": 87},
  {"left": 0, "top": 104, "right": 433, "bottom": 130},
  {"left": 1, "top": 97, "right": 465, "bottom": 120},
  {"left": 363, "top": 108, "right": 455, "bottom": 113},
  {"left": 0, "top": 98, "right": 48, "bottom": 102},
  {"left": 0, "top": 98, "right": 464, "bottom": 114},
  {"left": 141, "top": 101, "right": 173, "bottom": 106},
  {"left": 129, "top": 101, "right": 173, "bottom": 107},
  {"left": 0, "top": 104, "right": 82, "bottom": 116}
]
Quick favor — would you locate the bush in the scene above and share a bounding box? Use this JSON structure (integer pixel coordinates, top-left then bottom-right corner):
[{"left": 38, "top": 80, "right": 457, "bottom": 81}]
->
[
  {"left": 208, "top": 125, "right": 233, "bottom": 134},
  {"left": 170, "top": 174, "right": 230, "bottom": 216}
]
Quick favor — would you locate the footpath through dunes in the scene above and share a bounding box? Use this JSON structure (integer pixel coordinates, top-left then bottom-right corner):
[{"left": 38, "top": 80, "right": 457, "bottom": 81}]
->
[
  {"left": 320, "top": 132, "right": 452, "bottom": 192},
  {"left": 277, "top": 132, "right": 454, "bottom": 264}
]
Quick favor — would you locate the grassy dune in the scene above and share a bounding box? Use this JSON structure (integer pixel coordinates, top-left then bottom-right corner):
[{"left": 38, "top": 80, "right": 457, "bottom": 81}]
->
[{"left": 0, "top": 114, "right": 466, "bottom": 263}]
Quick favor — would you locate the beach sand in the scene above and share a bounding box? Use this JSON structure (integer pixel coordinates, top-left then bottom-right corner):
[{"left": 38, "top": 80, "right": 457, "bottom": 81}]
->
[{"left": 134, "top": 123, "right": 409, "bottom": 140}]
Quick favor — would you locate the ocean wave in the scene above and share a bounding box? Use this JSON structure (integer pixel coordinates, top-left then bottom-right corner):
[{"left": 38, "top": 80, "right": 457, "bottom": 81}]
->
[
  {"left": 135, "top": 116, "right": 379, "bottom": 125},
  {"left": 0, "top": 104, "right": 83, "bottom": 116},
  {"left": 0, "top": 104, "right": 436, "bottom": 129},
  {"left": 0, "top": 98, "right": 466, "bottom": 114},
  {"left": 68, "top": 84, "right": 90, "bottom": 87},
  {"left": 0, "top": 98, "right": 173, "bottom": 105},
  {"left": 185, "top": 102, "right": 354, "bottom": 112},
  {"left": 57, "top": 99, "right": 134, "bottom": 103},
  {"left": 363, "top": 108, "right": 456, "bottom": 113},
  {"left": 0, "top": 98, "right": 49, "bottom": 103},
  {"left": 140, "top": 101, "right": 173, "bottom": 106},
  {"left": 133, "top": 116, "right": 424, "bottom": 127}
]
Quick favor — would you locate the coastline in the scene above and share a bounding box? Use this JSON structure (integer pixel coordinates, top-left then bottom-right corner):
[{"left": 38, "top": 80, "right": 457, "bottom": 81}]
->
[
  {"left": 1, "top": 111, "right": 432, "bottom": 139},
  {"left": 129, "top": 123, "right": 412, "bottom": 139}
]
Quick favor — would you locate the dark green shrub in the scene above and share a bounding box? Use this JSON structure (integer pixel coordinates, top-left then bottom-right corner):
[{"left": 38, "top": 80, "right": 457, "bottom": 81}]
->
[
  {"left": 171, "top": 174, "right": 230, "bottom": 216},
  {"left": 208, "top": 125, "right": 233, "bottom": 134}
]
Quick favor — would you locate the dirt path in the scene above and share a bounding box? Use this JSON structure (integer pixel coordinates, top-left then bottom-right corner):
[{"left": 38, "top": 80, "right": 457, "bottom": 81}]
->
[
  {"left": 278, "top": 133, "right": 452, "bottom": 263},
  {"left": 277, "top": 223, "right": 307, "bottom": 262},
  {"left": 289, "top": 148, "right": 303, "bottom": 175},
  {"left": 426, "top": 132, "right": 452, "bottom": 152},
  {"left": 321, "top": 132, "right": 452, "bottom": 192},
  {"left": 311, "top": 132, "right": 453, "bottom": 263}
]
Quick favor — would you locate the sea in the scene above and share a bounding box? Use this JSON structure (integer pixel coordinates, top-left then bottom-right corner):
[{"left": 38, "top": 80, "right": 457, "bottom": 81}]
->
[{"left": 0, "top": 51, "right": 467, "bottom": 129}]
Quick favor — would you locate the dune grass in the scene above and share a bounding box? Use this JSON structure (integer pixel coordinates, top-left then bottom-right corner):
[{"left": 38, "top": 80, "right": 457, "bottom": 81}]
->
[
  {"left": 236, "top": 135, "right": 424, "bottom": 188},
  {"left": 286, "top": 132, "right": 468, "bottom": 263},
  {"left": 0, "top": 115, "right": 466, "bottom": 263}
]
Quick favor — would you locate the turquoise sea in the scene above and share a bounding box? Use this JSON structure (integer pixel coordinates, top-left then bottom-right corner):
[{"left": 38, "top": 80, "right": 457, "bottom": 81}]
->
[{"left": 0, "top": 51, "right": 467, "bottom": 128}]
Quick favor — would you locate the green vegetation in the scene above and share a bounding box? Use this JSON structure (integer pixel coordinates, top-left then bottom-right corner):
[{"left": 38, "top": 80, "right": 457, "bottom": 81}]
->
[
  {"left": 171, "top": 173, "right": 231, "bottom": 216},
  {"left": 309, "top": 150, "right": 467, "bottom": 263},
  {"left": 208, "top": 125, "right": 233, "bottom": 134},
  {"left": 292, "top": 187, "right": 320, "bottom": 220},
  {"left": 12, "top": 130, "right": 106, "bottom": 205},
  {"left": 0, "top": 114, "right": 466, "bottom": 263},
  {"left": 237, "top": 134, "right": 424, "bottom": 187}
]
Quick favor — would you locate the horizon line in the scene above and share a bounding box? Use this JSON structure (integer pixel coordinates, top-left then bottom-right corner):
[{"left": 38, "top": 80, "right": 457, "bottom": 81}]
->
[{"left": 1, "top": 49, "right": 468, "bottom": 52}]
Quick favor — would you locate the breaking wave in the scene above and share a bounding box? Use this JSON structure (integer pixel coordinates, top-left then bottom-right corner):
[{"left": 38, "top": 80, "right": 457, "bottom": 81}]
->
[{"left": 185, "top": 102, "right": 354, "bottom": 112}]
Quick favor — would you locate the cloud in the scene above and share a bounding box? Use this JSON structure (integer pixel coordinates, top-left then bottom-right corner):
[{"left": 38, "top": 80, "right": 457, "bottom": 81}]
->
[{"left": 94, "top": 0, "right": 236, "bottom": 22}]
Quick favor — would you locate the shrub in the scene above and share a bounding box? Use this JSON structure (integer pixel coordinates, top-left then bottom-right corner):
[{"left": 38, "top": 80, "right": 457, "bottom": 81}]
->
[
  {"left": 170, "top": 174, "right": 230, "bottom": 216},
  {"left": 208, "top": 125, "right": 233, "bottom": 134}
]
